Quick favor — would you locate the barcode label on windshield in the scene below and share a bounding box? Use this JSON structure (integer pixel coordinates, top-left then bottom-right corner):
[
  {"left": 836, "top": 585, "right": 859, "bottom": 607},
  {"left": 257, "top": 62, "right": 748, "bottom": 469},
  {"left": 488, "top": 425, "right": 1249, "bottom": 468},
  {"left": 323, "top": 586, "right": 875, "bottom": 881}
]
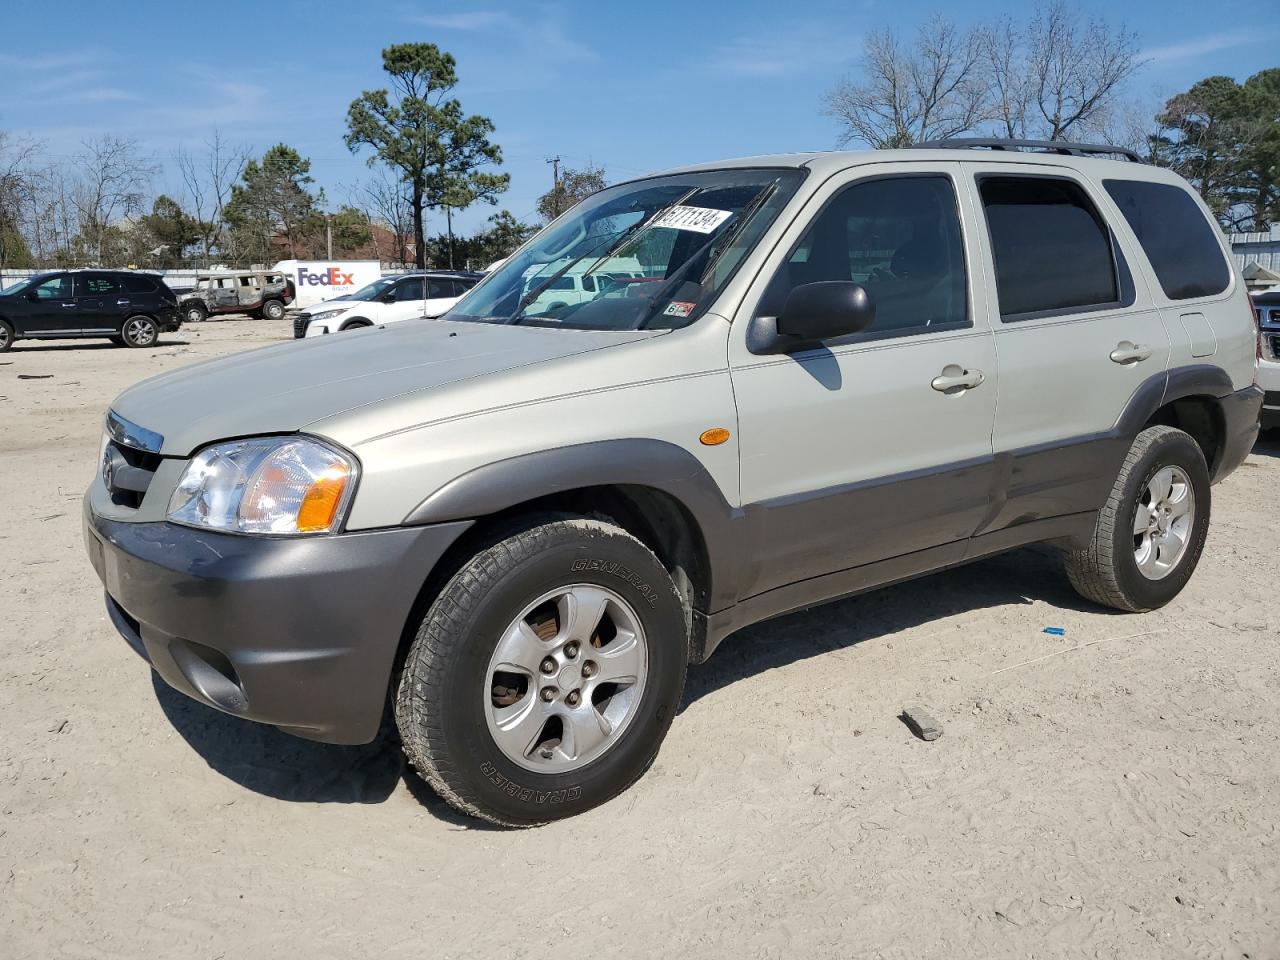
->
[{"left": 650, "top": 205, "right": 733, "bottom": 234}]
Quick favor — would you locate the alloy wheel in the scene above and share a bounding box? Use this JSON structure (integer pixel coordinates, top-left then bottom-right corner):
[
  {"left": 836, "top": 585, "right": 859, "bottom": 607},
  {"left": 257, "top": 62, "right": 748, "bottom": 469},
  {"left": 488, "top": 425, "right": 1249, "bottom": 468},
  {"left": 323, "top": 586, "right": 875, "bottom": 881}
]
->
[
  {"left": 1133, "top": 465, "right": 1195, "bottom": 580},
  {"left": 485, "top": 584, "right": 648, "bottom": 773}
]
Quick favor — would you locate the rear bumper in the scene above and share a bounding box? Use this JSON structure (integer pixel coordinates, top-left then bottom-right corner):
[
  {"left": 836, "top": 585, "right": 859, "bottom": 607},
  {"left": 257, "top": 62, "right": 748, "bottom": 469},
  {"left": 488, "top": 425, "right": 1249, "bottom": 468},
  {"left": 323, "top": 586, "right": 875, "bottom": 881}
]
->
[
  {"left": 1261, "top": 390, "right": 1280, "bottom": 430},
  {"left": 84, "top": 498, "right": 471, "bottom": 744},
  {"left": 1212, "top": 384, "right": 1264, "bottom": 480}
]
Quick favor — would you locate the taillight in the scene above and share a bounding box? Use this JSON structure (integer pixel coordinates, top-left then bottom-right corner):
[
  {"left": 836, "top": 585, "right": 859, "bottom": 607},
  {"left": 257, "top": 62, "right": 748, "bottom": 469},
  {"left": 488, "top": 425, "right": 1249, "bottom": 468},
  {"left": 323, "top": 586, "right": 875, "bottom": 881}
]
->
[{"left": 1252, "top": 304, "right": 1262, "bottom": 386}]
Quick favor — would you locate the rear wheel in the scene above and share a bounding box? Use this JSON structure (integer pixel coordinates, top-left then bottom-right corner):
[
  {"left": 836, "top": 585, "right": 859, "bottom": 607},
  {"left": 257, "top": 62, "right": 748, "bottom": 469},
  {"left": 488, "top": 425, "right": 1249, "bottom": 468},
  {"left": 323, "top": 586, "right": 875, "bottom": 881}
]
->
[
  {"left": 120, "top": 315, "right": 159, "bottom": 348},
  {"left": 1065, "top": 426, "right": 1210, "bottom": 612},
  {"left": 395, "top": 515, "right": 688, "bottom": 826},
  {"left": 261, "top": 299, "right": 285, "bottom": 321},
  {"left": 0, "top": 319, "right": 13, "bottom": 352}
]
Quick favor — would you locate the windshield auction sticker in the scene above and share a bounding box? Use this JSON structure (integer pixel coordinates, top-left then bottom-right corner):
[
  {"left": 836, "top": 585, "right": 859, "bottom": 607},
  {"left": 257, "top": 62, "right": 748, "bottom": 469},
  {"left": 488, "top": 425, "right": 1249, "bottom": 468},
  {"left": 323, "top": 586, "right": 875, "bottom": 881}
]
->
[{"left": 650, "top": 205, "right": 733, "bottom": 234}]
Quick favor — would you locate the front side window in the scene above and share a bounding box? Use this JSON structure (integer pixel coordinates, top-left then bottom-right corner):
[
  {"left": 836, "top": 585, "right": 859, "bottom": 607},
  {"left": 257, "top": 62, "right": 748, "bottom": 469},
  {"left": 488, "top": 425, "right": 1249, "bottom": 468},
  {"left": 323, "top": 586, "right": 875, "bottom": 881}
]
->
[
  {"left": 1103, "top": 179, "right": 1230, "bottom": 301},
  {"left": 757, "top": 175, "right": 969, "bottom": 336},
  {"left": 33, "top": 275, "right": 72, "bottom": 299},
  {"left": 446, "top": 167, "right": 806, "bottom": 330},
  {"left": 980, "top": 176, "right": 1118, "bottom": 319},
  {"left": 396, "top": 278, "right": 424, "bottom": 301}
]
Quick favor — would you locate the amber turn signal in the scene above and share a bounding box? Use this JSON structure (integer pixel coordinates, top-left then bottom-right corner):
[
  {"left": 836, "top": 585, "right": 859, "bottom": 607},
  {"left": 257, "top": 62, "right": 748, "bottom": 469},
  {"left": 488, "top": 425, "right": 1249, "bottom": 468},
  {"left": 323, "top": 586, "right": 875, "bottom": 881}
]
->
[{"left": 699, "top": 427, "right": 731, "bottom": 446}]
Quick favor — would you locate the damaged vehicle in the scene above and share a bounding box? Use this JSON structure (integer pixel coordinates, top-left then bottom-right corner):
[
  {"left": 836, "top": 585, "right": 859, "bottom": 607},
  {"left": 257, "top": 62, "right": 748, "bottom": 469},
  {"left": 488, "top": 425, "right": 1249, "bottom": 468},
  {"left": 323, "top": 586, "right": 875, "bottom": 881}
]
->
[{"left": 179, "top": 271, "right": 295, "bottom": 323}]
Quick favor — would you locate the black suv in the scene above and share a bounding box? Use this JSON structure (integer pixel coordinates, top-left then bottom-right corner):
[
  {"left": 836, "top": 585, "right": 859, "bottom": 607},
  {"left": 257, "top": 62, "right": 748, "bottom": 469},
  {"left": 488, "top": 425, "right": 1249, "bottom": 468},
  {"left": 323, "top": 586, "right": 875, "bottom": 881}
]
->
[{"left": 0, "top": 270, "right": 181, "bottom": 351}]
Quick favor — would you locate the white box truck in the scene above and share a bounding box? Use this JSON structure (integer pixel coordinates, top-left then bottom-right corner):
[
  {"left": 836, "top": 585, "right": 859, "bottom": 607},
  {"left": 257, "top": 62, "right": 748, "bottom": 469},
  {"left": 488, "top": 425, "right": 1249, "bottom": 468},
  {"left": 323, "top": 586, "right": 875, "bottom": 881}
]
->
[{"left": 273, "top": 259, "right": 382, "bottom": 309}]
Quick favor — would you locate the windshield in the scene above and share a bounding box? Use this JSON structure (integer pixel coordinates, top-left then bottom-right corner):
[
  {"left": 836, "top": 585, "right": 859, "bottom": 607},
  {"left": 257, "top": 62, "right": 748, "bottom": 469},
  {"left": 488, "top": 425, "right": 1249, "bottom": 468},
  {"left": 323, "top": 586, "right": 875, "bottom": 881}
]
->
[
  {"left": 342, "top": 276, "right": 403, "bottom": 301},
  {"left": 0, "top": 274, "right": 46, "bottom": 296},
  {"left": 445, "top": 167, "right": 805, "bottom": 330}
]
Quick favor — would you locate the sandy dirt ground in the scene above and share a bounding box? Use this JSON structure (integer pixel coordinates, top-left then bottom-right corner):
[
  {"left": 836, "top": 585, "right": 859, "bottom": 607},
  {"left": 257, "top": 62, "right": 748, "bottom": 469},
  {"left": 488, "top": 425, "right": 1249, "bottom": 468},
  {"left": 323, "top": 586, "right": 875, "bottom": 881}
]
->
[{"left": 1, "top": 317, "right": 1277, "bottom": 960}]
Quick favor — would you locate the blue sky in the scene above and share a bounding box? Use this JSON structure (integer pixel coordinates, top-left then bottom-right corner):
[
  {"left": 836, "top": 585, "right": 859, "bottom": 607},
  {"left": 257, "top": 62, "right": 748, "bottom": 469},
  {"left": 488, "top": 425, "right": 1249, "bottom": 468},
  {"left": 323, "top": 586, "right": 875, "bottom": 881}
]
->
[{"left": 1, "top": 0, "right": 1276, "bottom": 234}]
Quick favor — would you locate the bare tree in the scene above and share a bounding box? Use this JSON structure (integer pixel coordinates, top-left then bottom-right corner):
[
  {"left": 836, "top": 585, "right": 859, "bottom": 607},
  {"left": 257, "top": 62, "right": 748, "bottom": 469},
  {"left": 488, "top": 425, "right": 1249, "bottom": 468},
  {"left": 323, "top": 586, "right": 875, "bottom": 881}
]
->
[
  {"left": 176, "top": 130, "right": 248, "bottom": 266},
  {"left": 823, "top": 16, "right": 989, "bottom": 148},
  {"left": 0, "top": 132, "right": 40, "bottom": 268},
  {"left": 72, "top": 136, "right": 156, "bottom": 264},
  {"left": 1024, "top": 2, "right": 1144, "bottom": 141},
  {"left": 355, "top": 165, "right": 414, "bottom": 265},
  {"left": 978, "top": 17, "right": 1033, "bottom": 138}
]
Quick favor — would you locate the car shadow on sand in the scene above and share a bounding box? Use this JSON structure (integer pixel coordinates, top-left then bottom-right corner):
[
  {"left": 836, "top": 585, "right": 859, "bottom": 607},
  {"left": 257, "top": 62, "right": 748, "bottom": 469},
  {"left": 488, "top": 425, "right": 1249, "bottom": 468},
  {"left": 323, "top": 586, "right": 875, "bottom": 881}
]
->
[
  {"left": 680, "top": 544, "right": 1101, "bottom": 711},
  {"left": 152, "top": 543, "right": 1093, "bottom": 819},
  {"left": 10, "top": 339, "right": 191, "bottom": 352}
]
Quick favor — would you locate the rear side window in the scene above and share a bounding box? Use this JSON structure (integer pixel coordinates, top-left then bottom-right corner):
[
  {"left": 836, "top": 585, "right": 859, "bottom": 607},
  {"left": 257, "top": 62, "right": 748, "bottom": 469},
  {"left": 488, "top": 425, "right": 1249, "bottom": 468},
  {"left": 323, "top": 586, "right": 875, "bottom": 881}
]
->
[
  {"left": 80, "top": 274, "right": 119, "bottom": 295},
  {"left": 1103, "top": 179, "right": 1229, "bottom": 301},
  {"left": 979, "top": 176, "right": 1117, "bottom": 319},
  {"left": 121, "top": 275, "right": 157, "bottom": 294}
]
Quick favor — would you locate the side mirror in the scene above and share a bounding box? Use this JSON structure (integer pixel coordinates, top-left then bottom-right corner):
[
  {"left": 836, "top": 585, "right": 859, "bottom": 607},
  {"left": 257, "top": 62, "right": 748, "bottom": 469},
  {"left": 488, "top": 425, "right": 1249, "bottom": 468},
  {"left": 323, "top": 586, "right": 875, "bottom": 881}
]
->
[
  {"left": 747, "top": 281, "right": 875, "bottom": 354},
  {"left": 26, "top": 291, "right": 40, "bottom": 302},
  {"left": 378, "top": 293, "right": 396, "bottom": 304}
]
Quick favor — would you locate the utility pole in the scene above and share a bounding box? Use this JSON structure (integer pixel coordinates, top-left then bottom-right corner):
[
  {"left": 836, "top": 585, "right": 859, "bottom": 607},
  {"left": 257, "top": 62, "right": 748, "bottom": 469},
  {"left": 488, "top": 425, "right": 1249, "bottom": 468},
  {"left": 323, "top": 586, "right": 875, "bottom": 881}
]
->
[
  {"left": 325, "top": 213, "right": 333, "bottom": 259},
  {"left": 546, "top": 155, "right": 562, "bottom": 216}
]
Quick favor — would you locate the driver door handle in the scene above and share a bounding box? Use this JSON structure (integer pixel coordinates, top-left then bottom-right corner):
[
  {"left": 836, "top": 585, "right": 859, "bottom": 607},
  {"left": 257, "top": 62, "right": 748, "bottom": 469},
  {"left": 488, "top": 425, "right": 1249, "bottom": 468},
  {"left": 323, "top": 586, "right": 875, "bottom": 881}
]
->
[
  {"left": 931, "top": 365, "right": 985, "bottom": 393},
  {"left": 1110, "top": 341, "right": 1153, "bottom": 364}
]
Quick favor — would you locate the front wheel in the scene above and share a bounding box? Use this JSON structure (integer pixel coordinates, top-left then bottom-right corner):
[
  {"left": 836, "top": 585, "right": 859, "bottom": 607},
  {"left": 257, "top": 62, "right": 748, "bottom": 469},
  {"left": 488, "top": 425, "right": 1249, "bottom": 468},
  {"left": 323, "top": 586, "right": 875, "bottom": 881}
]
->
[
  {"left": 339, "top": 318, "right": 372, "bottom": 332},
  {"left": 1065, "top": 425, "right": 1211, "bottom": 612},
  {"left": 395, "top": 515, "right": 688, "bottom": 826},
  {"left": 261, "top": 299, "right": 285, "bottom": 321},
  {"left": 0, "top": 319, "right": 13, "bottom": 352},
  {"left": 120, "top": 315, "right": 159, "bottom": 348},
  {"left": 182, "top": 301, "right": 208, "bottom": 324}
]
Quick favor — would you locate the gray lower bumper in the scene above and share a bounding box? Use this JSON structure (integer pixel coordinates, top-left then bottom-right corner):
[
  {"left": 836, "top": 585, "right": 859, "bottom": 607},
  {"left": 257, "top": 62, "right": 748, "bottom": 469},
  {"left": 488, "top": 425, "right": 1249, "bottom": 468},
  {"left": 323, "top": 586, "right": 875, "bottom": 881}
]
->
[{"left": 85, "top": 498, "right": 471, "bottom": 744}]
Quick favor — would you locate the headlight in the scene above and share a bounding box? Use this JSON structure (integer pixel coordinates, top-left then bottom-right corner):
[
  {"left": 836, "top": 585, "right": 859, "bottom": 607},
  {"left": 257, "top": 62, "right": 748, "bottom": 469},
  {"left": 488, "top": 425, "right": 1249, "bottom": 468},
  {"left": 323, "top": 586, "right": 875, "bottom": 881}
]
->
[
  {"left": 309, "top": 307, "right": 350, "bottom": 322},
  {"left": 167, "top": 436, "right": 357, "bottom": 535}
]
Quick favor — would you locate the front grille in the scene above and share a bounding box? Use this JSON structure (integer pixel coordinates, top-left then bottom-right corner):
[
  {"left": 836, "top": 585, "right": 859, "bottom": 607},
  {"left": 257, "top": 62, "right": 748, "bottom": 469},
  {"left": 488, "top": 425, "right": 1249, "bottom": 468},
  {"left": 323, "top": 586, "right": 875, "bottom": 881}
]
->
[
  {"left": 293, "top": 313, "right": 311, "bottom": 339},
  {"left": 103, "top": 440, "right": 162, "bottom": 509}
]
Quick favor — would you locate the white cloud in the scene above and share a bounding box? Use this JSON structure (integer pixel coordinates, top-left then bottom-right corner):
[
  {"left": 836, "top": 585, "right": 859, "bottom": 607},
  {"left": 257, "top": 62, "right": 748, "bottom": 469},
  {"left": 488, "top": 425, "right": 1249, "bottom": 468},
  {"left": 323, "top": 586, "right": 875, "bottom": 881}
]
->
[
  {"left": 1142, "top": 32, "right": 1260, "bottom": 63},
  {"left": 411, "top": 10, "right": 511, "bottom": 30},
  {"left": 707, "top": 25, "right": 859, "bottom": 78}
]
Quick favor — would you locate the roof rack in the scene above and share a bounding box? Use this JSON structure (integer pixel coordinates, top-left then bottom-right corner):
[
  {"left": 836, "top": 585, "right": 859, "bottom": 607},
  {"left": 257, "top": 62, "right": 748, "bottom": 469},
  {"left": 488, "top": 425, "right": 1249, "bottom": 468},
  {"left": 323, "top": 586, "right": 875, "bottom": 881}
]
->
[{"left": 909, "top": 138, "right": 1144, "bottom": 163}]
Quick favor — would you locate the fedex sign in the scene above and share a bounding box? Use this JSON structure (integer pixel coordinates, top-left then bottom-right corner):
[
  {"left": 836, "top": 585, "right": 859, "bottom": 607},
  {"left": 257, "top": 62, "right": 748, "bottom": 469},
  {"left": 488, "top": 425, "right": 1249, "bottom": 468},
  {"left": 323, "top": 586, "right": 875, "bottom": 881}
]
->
[
  {"left": 274, "top": 259, "right": 381, "bottom": 308},
  {"left": 298, "top": 267, "right": 355, "bottom": 287}
]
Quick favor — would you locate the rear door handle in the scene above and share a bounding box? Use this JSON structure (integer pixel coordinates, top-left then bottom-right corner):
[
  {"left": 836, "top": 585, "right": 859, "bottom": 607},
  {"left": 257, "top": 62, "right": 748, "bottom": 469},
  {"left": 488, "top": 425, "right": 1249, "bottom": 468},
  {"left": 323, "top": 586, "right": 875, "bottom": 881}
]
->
[
  {"left": 116, "top": 299, "right": 130, "bottom": 305},
  {"left": 1110, "top": 341, "right": 1153, "bottom": 364},
  {"left": 61, "top": 302, "right": 77, "bottom": 308},
  {"left": 931, "top": 364, "right": 985, "bottom": 393}
]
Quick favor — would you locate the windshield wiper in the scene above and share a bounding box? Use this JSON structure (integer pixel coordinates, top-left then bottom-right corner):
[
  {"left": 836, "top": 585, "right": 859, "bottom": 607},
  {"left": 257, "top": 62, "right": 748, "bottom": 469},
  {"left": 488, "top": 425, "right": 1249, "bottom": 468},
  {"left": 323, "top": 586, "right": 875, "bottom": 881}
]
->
[{"left": 508, "top": 188, "right": 699, "bottom": 322}]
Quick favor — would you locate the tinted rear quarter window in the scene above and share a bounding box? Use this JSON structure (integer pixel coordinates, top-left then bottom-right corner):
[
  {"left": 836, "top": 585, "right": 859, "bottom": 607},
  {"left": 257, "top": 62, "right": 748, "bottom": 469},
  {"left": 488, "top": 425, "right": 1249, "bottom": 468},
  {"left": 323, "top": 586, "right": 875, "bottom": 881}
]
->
[
  {"left": 121, "top": 274, "right": 157, "bottom": 294},
  {"left": 979, "top": 176, "right": 1118, "bottom": 319},
  {"left": 1102, "top": 179, "right": 1229, "bottom": 300}
]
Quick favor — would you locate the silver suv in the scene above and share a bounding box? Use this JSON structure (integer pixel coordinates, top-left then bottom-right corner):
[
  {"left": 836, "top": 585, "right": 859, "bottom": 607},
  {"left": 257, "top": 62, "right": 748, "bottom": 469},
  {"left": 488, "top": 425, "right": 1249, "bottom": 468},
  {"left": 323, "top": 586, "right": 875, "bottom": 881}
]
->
[{"left": 84, "top": 140, "right": 1262, "bottom": 826}]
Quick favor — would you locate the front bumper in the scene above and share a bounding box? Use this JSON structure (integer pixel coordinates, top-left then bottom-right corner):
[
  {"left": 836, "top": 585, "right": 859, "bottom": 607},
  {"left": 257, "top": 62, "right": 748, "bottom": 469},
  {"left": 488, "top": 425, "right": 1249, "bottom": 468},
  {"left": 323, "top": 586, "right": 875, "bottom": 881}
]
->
[{"left": 84, "top": 498, "right": 471, "bottom": 744}]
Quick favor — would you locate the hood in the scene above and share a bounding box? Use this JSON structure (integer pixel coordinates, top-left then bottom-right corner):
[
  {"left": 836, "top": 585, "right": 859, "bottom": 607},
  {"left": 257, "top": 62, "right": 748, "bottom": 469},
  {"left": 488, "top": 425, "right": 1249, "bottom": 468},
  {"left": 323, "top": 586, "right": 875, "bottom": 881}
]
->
[
  {"left": 306, "top": 296, "right": 361, "bottom": 312},
  {"left": 110, "top": 320, "right": 655, "bottom": 456}
]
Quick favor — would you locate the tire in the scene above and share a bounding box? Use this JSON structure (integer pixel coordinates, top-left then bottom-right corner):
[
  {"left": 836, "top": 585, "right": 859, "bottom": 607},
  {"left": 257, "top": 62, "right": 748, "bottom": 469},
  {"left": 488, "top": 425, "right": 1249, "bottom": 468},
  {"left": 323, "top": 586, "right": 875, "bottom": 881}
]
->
[
  {"left": 182, "top": 301, "right": 208, "bottom": 324},
  {"left": 396, "top": 514, "right": 688, "bottom": 826},
  {"left": 0, "top": 319, "right": 13, "bottom": 352},
  {"left": 120, "top": 315, "right": 160, "bottom": 348},
  {"left": 339, "top": 318, "right": 372, "bottom": 332},
  {"left": 261, "top": 299, "right": 285, "bottom": 321},
  {"left": 1065, "top": 425, "right": 1211, "bottom": 612}
]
